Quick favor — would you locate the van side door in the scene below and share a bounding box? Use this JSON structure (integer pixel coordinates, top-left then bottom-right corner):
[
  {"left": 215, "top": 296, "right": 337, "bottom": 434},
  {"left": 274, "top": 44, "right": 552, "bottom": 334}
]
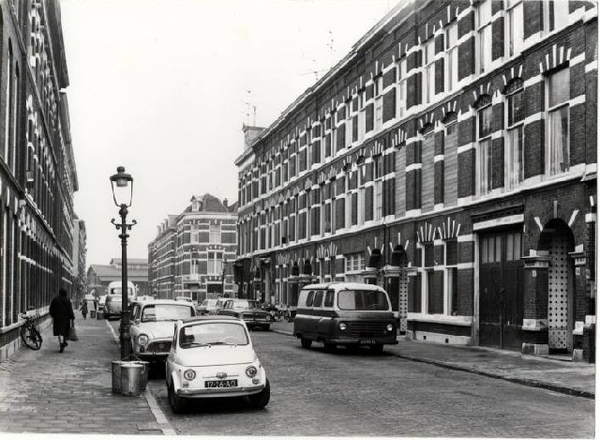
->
[{"left": 316, "top": 289, "right": 335, "bottom": 338}]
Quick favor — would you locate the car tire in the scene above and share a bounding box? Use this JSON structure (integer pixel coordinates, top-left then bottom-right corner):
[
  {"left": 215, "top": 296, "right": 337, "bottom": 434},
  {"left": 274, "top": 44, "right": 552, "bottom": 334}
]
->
[
  {"left": 370, "top": 344, "right": 384, "bottom": 354},
  {"left": 300, "top": 338, "right": 312, "bottom": 349},
  {"left": 246, "top": 379, "right": 270, "bottom": 409},
  {"left": 168, "top": 383, "right": 186, "bottom": 414}
]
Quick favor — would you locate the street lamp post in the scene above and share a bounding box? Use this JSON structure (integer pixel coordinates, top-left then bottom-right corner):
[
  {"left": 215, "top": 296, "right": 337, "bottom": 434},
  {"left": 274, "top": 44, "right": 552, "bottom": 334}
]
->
[{"left": 110, "top": 166, "right": 137, "bottom": 360}]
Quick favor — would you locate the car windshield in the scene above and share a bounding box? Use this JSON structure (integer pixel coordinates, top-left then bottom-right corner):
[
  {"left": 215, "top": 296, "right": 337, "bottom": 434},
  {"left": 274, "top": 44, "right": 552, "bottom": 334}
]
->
[
  {"left": 179, "top": 322, "right": 249, "bottom": 348},
  {"left": 337, "top": 290, "right": 390, "bottom": 311},
  {"left": 230, "top": 300, "right": 260, "bottom": 309},
  {"left": 141, "top": 304, "right": 194, "bottom": 322}
]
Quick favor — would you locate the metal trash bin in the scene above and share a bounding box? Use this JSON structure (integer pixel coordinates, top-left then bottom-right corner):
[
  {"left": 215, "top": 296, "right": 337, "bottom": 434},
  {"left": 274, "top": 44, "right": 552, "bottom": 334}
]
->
[
  {"left": 96, "top": 311, "right": 103, "bottom": 320},
  {"left": 111, "top": 361, "right": 123, "bottom": 393},
  {"left": 132, "top": 361, "right": 150, "bottom": 391},
  {"left": 90, "top": 310, "right": 96, "bottom": 319},
  {"left": 121, "top": 362, "right": 145, "bottom": 396}
]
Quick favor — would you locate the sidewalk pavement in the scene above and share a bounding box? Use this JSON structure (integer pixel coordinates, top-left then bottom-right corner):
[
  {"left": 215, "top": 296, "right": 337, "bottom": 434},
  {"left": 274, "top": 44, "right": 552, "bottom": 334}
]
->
[
  {"left": 270, "top": 320, "right": 596, "bottom": 399},
  {"left": 0, "top": 314, "right": 165, "bottom": 435}
]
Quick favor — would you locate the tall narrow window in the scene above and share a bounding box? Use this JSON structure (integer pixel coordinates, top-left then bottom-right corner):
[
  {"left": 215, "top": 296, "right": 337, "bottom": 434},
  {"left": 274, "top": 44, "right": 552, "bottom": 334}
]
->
[
  {"left": 209, "top": 223, "right": 221, "bottom": 244},
  {"left": 445, "top": 24, "right": 458, "bottom": 92},
  {"left": 506, "top": 81, "right": 524, "bottom": 188},
  {"left": 423, "top": 40, "right": 435, "bottom": 104},
  {"left": 544, "top": 0, "right": 570, "bottom": 33},
  {"left": 398, "top": 59, "right": 407, "bottom": 118},
  {"left": 477, "top": 101, "right": 493, "bottom": 194},
  {"left": 374, "top": 77, "right": 383, "bottom": 131},
  {"left": 546, "top": 68, "right": 570, "bottom": 176},
  {"left": 477, "top": 0, "right": 492, "bottom": 74},
  {"left": 506, "top": 0, "right": 523, "bottom": 57}
]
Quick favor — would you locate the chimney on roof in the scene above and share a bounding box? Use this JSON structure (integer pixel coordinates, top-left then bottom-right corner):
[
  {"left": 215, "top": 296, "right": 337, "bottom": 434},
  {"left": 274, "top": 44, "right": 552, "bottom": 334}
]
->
[
  {"left": 223, "top": 198, "right": 228, "bottom": 208},
  {"left": 243, "top": 124, "right": 265, "bottom": 151}
]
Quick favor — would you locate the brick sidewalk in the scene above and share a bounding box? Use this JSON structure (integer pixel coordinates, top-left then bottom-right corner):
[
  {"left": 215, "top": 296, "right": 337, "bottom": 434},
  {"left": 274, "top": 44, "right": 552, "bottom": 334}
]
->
[
  {"left": 0, "top": 315, "right": 161, "bottom": 435},
  {"left": 270, "top": 320, "right": 596, "bottom": 398}
]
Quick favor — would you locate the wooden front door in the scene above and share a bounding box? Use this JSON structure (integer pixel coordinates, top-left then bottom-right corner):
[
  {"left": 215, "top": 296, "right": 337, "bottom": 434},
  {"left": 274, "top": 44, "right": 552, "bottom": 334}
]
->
[{"left": 479, "top": 230, "right": 524, "bottom": 350}]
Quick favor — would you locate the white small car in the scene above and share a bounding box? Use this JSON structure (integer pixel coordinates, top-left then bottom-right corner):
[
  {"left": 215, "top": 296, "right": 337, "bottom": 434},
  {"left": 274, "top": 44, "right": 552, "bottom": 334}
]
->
[{"left": 165, "top": 316, "right": 270, "bottom": 413}]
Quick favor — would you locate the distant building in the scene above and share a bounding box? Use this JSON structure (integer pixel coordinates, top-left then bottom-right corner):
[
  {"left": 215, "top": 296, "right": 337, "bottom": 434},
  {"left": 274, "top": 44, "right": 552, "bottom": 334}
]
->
[
  {"left": 72, "top": 217, "right": 87, "bottom": 300},
  {"left": 87, "top": 258, "right": 149, "bottom": 297},
  {"left": 148, "top": 194, "right": 238, "bottom": 302}
]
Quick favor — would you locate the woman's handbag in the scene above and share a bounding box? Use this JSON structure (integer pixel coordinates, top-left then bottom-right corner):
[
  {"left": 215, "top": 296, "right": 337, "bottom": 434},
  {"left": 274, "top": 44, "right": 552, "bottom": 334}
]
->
[{"left": 68, "top": 325, "right": 79, "bottom": 341}]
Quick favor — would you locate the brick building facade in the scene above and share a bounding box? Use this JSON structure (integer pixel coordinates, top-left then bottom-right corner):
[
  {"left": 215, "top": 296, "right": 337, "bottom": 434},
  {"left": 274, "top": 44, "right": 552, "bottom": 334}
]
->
[
  {"left": 148, "top": 194, "right": 238, "bottom": 303},
  {"left": 0, "top": 0, "right": 79, "bottom": 361},
  {"left": 235, "top": 0, "right": 597, "bottom": 361}
]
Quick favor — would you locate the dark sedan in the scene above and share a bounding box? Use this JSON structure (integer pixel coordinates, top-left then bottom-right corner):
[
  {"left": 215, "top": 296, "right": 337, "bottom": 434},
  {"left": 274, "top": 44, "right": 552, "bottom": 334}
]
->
[{"left": 218, "top": 299, "right": 271, "bottom": 330}]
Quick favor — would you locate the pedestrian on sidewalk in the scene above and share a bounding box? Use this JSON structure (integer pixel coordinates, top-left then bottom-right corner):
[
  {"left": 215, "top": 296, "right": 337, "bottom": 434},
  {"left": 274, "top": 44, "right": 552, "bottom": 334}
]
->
[
  {"left": 80, "top": 300, "right": 88, "bottom": 320},
  {"left": 49, "top": 288, "right": 75, "bottom": 353}
]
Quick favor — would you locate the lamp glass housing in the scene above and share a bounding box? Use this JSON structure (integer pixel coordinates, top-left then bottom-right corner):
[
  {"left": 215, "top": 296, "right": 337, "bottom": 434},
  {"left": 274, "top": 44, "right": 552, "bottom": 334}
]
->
[{"left": 110, "top": 166, "right": 134, "bottom": 207}]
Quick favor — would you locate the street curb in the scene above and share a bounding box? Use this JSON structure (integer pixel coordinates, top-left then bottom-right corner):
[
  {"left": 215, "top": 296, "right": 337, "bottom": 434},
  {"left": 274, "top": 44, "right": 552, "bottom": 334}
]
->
[{"left": 270, "top": 328, "right": 594, "bottom": 400}]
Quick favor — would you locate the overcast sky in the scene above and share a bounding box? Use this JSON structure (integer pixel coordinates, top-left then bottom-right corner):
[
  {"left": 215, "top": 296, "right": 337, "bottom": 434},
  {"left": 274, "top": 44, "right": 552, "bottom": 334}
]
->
[{"left": 60, "top": 0, "right": 396, "bottom": 266}]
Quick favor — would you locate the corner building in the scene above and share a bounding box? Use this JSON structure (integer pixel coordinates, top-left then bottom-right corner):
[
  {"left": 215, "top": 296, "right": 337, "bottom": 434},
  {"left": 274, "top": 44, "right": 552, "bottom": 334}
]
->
[
  {"left": 0, "top": 0, "right": 79, "bottom": 360},
  {"left": 235, "top": 0, "right": 597, "bottom": 362},
  {"left": 148, "top": 195, "right": 238, "bottom": 302}
]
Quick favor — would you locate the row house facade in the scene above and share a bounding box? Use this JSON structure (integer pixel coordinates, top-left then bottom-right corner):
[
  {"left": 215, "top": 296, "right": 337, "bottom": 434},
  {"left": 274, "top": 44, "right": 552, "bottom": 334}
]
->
[
  {"left": 235, "top": 0, "right": 597, "bottom": 362},
  {"left": 0, "top": 0, "right": 79, "bottom": 360},
  {"left": 148, "top": 194, "right": 238, "bottom": 303}
]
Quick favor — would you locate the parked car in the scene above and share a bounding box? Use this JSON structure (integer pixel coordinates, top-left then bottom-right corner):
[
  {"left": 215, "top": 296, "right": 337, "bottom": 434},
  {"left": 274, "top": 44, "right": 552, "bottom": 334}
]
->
[
  {"left": 98, "top": 294, "right": 107, "bottom": 309},
  {"left": 165, "top": 316, "right": 270, "bottom": 413},
  {"left": 218, "top": 299, "right": 271, "bottom": 330},
  {"left": 197, "top": 298, "right": 224, "bottom": 315},
  {"left": 129, "top": 299, "right": 197, "bottom": 363},
  {"left": 293, "top": 282, "right": 398, "bottom": 353},
  {"left": 103, "top": 281, "right": 136, "bottom": 320},
  {"left": 175, "top": 296, "right": 193, "bottom": 303}
]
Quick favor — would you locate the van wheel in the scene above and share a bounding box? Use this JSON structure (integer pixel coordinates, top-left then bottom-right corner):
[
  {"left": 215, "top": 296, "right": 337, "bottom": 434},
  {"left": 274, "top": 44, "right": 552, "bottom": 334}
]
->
[
  {"left": 324, "top": 343, "right": 336, "bottom": 352},
  {"left": 300, "top": 338, "right": 312, "bottom": 349},
  {"left": 370, "top": 344, "right": 384, "bottom": 354}
]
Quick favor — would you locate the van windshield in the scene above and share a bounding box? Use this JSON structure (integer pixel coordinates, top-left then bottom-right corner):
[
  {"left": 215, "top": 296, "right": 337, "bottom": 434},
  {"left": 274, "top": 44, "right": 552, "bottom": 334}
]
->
[
  {"left": 110, "top": 288, "right": 134, "bottom": 296},
  {"left": 337, "top": 290, "right": 389, "bottom": 311}
]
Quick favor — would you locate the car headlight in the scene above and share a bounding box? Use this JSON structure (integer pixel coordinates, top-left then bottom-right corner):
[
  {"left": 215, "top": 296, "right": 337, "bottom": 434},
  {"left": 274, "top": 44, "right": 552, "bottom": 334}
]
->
[
  {"left": 183, "top": 369, "right": 196, "bottom": 380},
  {"left": 339, "top": 322, "right": 347, "bottom": 331},
  {"left": 386, "top": 324, "right": 394, "bottom": 332},
  {"left": 245, "top": 366, "right": 258, "bottom": 377},
  {"left": 138, "top": 334, "right": 149, "bottom": 346}
]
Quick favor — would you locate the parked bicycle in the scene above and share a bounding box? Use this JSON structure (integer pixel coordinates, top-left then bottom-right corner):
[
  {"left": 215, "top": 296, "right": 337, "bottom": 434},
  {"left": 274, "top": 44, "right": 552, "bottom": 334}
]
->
[{"left": 20, "top": 311, "right": 43, "bottom": 350}]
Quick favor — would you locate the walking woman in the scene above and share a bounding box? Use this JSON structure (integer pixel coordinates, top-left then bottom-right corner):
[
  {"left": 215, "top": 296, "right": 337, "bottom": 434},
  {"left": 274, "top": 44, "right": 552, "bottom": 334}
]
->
[{"left": 49, "top": 288, "right": 75, "bottom": 353}]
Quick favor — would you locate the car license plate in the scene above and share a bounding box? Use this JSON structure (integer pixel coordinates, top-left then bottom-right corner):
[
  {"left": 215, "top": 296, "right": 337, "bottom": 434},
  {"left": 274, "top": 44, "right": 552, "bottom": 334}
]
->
[
  {"left": 360, "top": 339, "right": 376, "bottom": 344},
  {"left": 205, "top": 379, "right": 238, "bottom": 388}
]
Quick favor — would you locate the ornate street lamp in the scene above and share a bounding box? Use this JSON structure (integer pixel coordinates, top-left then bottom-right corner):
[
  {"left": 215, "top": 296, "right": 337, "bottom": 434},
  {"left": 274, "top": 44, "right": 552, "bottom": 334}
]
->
[{"left": 110, "top": 166, "right": 137, "bottom": 359}]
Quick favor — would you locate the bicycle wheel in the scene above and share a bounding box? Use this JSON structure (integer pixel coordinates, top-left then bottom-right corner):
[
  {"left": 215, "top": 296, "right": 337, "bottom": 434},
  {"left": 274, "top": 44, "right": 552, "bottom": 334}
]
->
[{"left": 21, "top": 324, "right": 43, "bottom": 350}]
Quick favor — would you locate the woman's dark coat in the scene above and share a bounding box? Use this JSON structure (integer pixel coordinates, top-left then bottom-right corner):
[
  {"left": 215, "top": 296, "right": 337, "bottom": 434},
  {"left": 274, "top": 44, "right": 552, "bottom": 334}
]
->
[{"left": 49, "top": 295, "right": 75, "bottom": 337}]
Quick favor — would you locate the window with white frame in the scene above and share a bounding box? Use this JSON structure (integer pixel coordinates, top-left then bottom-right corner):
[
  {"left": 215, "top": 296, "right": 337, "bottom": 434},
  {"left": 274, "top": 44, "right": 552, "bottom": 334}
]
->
[
  {"left": 546, "top": 68, "right": 570, "bottom": 176},
  {"left": 345, "top": 252, "right": 365, "bottom": 273},
  {"left": 505, "top": 80, "right": 525, "bottom": 188},
  {"left": 477, "top": 0, "right": 493, "bottom": 74},
  {"left": 477, "top": 99, "right": 493, "bottom": 194},
  {"left": 207, "top": 251, "right": 223, "bottom": 274},
  {"left": 374, "top": 77, "right": 383, "bottom": 131},
  {"left": 421, "top": 242, "right": 435, "bottom": 314},
  {"left": 543, "top": 0, "right": 570, "bottom": 33},
  {"left": 373, "top": 155, "right": 383, "bottom": 221},
  {"left": 209, "top": 223, "right": 221, "bottom": 244},
  {"left": 191, "top": 224, "right": 199, "bottom": 243},
  {"left": 398, "top": 59, "right": 407, "bottom": 118},
  {"left": 191, "top": 259, "right": 200, "bottom": 275},
  {"left": 423, "top": 39, "right": 436, "bottom": 104},
  {"left": 444, "top": 240, "right": 458, "bottom": 315},
  {"left": 445, "top": 23, "right": 458, "bottom": 92},
  {"left": 506, "top": 0, "right": 523, "bottom": 58}
]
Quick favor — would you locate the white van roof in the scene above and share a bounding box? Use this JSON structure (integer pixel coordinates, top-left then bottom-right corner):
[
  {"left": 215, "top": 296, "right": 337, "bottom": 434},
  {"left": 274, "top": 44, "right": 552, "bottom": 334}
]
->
[{"left": 300, "top": 282, "right": 385, "bottom": 292}]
